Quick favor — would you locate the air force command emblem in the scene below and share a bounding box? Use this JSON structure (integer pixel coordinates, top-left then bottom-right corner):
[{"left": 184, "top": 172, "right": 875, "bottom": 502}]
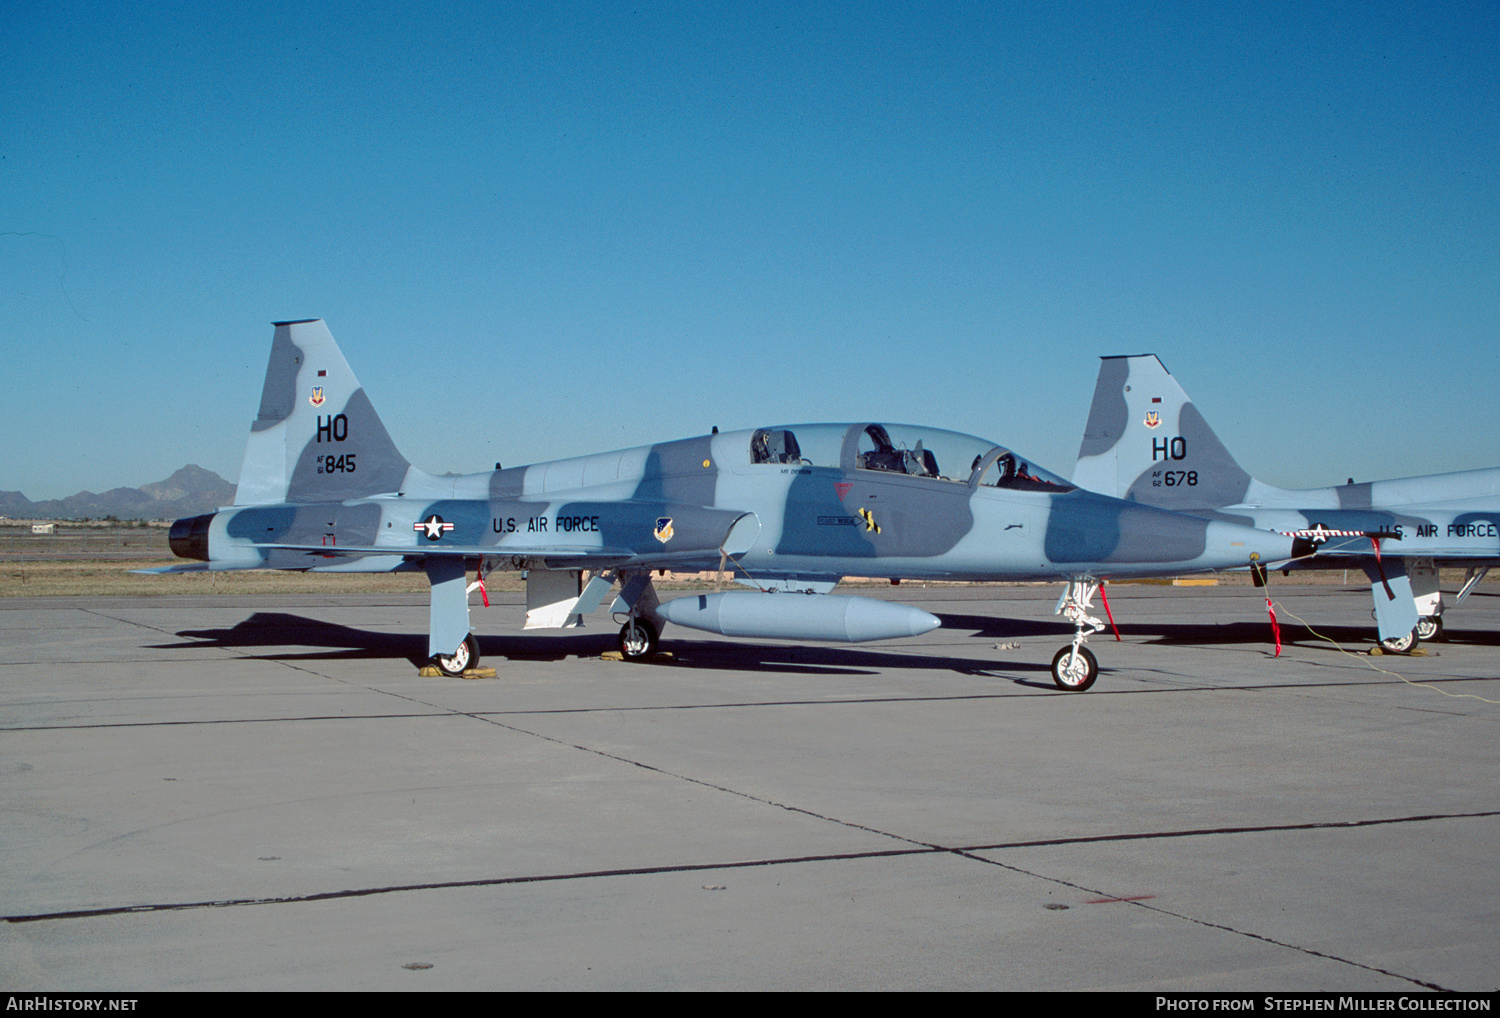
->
[
  {"left": 309, "top": 386, "right": 326, "bottom": 407},
  {"left": 1144, "top": 411, "right": 1161, "bottom": 429}
]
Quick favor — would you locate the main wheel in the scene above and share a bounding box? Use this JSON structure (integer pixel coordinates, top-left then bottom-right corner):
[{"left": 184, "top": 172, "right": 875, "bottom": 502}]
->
[
  {"left": 1051, "top": 645, "right": 1098, "bottom": 691},
  {"left": 433, "top": 633, "right": 480, "bottom": 676},
  {"left": 1379, "top": 628, "right": 1418, "bottom": 654},
  {"left": 618, "top": 618, "right": 659, "bottom": 661},
  {"left": 1415, "top": 615, "right": 1443, "bottom": 642}
]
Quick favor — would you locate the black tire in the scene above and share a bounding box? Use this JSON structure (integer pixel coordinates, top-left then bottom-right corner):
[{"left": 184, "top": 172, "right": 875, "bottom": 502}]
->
[
  {"left": 618, "top": 618, "right": 659, "bottom": 661},
  {"left": 1379, "top": 628, "right": 1418, "bottom": 654},
  {"left": 1415, "top": 615, "right": 1443, "bottom": 642},
  {"left": 433, "top": 633, "right": 480, "bottom": 676},
  {"left": 1051, "top": 645, "right": 1098, "bottom": 691}
]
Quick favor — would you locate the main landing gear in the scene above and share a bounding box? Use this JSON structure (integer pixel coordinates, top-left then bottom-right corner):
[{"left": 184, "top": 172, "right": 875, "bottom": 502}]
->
[
  {"left": 1379, "top": 628, "right": 1418, "bottom": 654},
  {"left": 1052, "top": 577, "right": 1105, "bottom": 691},
  {"left": 618, "top": 617, "right": 659, "bottom": 661},
  {"left": 1371, "top": 614, "right": 1441, "bottom": 654},
  {"left": 432, "top": 633, "right": 480, "bottom": 676}
]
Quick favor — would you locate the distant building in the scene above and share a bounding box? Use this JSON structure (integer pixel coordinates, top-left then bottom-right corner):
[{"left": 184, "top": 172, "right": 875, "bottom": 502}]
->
[{"left": 31, "top": 523, "right": 55, "bottom": 534}]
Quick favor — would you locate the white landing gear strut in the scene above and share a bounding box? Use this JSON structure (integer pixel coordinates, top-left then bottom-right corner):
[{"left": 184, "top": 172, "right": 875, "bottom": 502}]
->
[{"left": 1052, "top": 576, "right": 1105, "bottom": 691}]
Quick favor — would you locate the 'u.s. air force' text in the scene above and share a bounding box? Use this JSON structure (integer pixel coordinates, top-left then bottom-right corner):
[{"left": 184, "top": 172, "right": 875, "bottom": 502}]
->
[
  {"left": 1331, "top": 523, "right": 1499, "bottom": 540},
  {"left": 492, "top": 516, "right": 601, "bottom": 534}
]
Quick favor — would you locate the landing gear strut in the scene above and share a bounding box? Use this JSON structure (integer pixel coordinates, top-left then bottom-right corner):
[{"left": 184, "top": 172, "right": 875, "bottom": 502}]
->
[
  {"left": 1052, "top": 577, "right": 1105, "bottom": 691},
  {"left": 432, "top": 633, "right": 480, "bottom": 676}
]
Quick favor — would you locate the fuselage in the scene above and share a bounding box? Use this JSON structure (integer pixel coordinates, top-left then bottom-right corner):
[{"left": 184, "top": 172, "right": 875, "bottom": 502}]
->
[
  {"left": 173, "top": 421, "right": 1300, "bottom": 581},
  {"left": 1180, "top": 497, "right": 1500, "bottom": 568}
]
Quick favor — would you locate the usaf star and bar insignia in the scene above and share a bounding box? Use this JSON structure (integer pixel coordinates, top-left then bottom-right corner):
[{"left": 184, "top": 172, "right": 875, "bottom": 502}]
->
[{"left": 415, "top": 515, "right": 455, "bottom": 541}]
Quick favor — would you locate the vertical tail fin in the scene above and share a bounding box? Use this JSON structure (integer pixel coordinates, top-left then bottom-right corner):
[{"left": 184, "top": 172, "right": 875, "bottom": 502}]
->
[
  {"left": 234, "top": 320, "right": 412, "bottom": 505},
  {"left": 1072, "top": 354, "right": 1254, "bottom": 510}
]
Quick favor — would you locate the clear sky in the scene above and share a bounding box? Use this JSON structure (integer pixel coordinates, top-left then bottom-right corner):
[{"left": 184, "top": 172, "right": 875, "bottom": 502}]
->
[{"left": 3, "top": 1, "right": 1496, "bottom": 500}]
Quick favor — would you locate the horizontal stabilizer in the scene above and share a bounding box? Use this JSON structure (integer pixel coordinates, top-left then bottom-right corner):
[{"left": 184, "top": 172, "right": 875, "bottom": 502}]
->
[{"left": 132, "top": 561, "right": 268, "bottom": 574}]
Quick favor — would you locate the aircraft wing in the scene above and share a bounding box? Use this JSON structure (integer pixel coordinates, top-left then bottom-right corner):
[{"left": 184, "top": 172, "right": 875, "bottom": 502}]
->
[
  {"left": 137, "top": 544, "right": 640, "bottom": 574},
  {"left": 154, "top": 503, "right": 761, "bottom": 574}
]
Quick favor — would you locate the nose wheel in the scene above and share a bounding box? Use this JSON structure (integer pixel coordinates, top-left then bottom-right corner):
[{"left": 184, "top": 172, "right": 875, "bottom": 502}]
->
[{"left": 1051, "top": 645, "right": 1099, "bottom": 691}]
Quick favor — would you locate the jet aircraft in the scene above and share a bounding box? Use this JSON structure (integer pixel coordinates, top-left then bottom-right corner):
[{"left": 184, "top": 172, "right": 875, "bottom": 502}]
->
[
  {"left": 1073, "top": 354, "right": 1500, "bottom": 651},
  {"left": 150, "top": 321, "right": 1311, "bottom": 690}
]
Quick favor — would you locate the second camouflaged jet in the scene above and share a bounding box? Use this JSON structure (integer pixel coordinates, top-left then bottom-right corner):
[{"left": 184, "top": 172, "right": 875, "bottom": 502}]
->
[
  {"left": 152, "top": 321, "right": 1311, "bottom": 690},
  {"left": 1074, "top": 354, "right": 1500, "bottom": 651}
]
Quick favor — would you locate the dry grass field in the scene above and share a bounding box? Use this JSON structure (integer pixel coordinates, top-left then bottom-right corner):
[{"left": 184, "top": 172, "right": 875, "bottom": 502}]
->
[
  {"left": 0, "top": 525, "right": 444, "bottom": 597},
  {"left": 0, "top": 558, "right": 444, "bottom": 597}
]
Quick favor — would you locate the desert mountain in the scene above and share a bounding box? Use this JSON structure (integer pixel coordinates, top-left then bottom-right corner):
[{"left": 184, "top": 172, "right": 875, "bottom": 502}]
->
[{"left": 0, "top": 465, "right": 236, "bottom": 521}]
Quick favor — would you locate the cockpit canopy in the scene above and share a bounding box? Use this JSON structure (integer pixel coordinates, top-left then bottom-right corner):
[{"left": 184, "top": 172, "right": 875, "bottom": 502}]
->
[{"left": 746, "top": 423, "right": 1074, "bottom": 492}]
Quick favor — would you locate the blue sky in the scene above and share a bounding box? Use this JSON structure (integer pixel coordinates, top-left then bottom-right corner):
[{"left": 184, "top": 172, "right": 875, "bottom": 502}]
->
[{"left": 3, "top": 2, "right": 1496, "bottom": 500}]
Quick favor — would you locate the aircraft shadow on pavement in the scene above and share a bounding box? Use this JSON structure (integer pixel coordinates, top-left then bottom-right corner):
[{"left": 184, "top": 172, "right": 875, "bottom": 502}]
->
[
  {"left": 652, "top": 636, "right": 1054, "bottom": 679},
  {"left": 937, "top": 612, "right": 1075, "bottom": 639},
  {"left": 940, "top": 609, "right": 1500, "bottom": 658},
  {"left": 944, "top": 612, "right": 1370, "bottom": 650},
  {"left": 154, "top": 611, "right": 1056, "bottom": 681},
  {"left": 160, "top": 612, "right": 439, "bottom": 669},
  {"left": 150, "top": 607, "right": 1500, "bottom": 686}
]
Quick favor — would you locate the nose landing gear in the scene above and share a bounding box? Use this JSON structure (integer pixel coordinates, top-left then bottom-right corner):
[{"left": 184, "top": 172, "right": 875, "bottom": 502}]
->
[{"left": 1052, "top": 577, "right": 1105, "bottom": 691}]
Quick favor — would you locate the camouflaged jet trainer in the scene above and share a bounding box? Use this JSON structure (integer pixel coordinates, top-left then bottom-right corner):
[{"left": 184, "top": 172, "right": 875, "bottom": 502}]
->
[
  {"left": 1074, "top": 354, "right": 1500, "bottom": 651},
  {"left": 151, "top": 321, "right": 1312, "bottom": 690}
]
